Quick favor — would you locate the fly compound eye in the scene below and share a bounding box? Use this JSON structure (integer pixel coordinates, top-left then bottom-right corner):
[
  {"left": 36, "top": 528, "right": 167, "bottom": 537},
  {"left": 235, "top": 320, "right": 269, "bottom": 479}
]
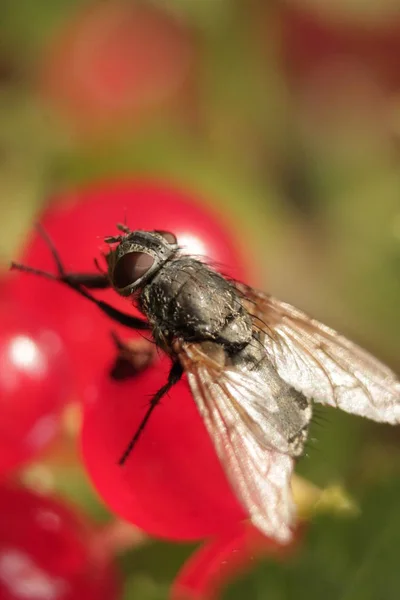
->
[
  {"left": 113, "top": 252, "right": 155, "bottom": 289},
  {"left": 154, "top": 230, "right": 177, "bottom": 245}
]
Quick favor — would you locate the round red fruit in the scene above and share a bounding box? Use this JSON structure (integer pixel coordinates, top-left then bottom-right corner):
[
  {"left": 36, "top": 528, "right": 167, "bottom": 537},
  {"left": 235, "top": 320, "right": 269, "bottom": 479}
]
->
[
  {"left": 0, "top": 484, "right": 120, "bottom": 600},
  {"left": 0, "top": 295, "right": 71, "bottom": 476},
  {"left": 280, "top": 4, "right": 400, "bottom": 92},
  {"left": 81, "top": 353, "right": 247, "bottom": 541},
  {"left": 41, "top": 2, "right": 196, "bottom": 133},
  {"left": 10, "top": 180, "right": 254, "bottom": 404},
  {"left": 171, "top": 521, "right": 300, "bottom": 600}
]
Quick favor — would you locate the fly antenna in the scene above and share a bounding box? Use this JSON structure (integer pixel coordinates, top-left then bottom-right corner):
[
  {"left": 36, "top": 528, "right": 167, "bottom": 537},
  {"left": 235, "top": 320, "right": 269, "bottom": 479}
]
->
[{"left": 116, "top": 222, "right": 131, "bottom": 234}]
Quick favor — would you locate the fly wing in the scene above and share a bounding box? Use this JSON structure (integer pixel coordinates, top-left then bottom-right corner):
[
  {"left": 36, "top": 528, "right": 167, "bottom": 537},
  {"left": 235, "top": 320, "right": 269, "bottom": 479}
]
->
[
  {"left": 238, "top": 284, "right": 400, "bottom": 424},
  {"left": 174, "top": 340, "right": 310, "bottom": 543}
]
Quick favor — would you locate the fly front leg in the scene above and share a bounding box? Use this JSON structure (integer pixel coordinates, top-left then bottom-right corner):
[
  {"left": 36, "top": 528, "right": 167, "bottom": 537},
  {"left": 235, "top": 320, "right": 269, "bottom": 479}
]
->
[{"left": 10, "top": 224, "right": 150, "bottom": 331}]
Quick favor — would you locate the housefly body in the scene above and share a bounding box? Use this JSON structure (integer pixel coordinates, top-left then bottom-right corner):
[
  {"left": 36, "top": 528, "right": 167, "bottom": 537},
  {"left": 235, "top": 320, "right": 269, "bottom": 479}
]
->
[{"left": 11, "top": 224, "right": 400, "bottom": 542}]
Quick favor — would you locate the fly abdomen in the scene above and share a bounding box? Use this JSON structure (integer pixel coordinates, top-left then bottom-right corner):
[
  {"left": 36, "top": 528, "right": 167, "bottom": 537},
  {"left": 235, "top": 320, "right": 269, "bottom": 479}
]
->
[{"left": 228, "top": 336, "right": 312, "bottom": 457}]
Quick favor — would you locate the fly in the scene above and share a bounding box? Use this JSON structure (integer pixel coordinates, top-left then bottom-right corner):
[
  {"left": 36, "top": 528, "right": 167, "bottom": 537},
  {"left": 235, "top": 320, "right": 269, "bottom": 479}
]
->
[{"left": 11, "top": 224, "right": 400, "bottom": 543}]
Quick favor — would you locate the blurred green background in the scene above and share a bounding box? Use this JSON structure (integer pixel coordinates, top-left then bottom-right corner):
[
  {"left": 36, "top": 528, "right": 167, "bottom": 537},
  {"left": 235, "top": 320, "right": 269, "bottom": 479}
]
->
[{"left": 0, "top": 0, "right": 399, "bottom": 598}]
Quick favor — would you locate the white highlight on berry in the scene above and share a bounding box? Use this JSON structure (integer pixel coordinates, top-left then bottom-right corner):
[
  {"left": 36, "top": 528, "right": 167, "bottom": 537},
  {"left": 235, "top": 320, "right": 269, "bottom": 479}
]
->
[
  {"left": 9, "top": 336, "right": 46, "bottom": 376},
  {"left": 178, "top": 233, "right": 207, "bottom": 258}
]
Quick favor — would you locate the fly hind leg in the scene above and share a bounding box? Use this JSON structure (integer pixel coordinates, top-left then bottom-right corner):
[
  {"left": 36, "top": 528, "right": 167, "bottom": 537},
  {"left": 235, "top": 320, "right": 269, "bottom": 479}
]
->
[{"left": 118, "top": 361, "right": 183, "bottom": 465}]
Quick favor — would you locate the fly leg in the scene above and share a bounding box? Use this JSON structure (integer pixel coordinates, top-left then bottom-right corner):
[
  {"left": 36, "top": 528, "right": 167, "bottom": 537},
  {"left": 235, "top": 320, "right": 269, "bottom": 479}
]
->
[
  {"left": 118, "top": 361, "right": 183, "bottom": 465},
  {"left": 109, "top": 331, "right": 157, "bottom": 380},
  {"left": 10, "top": 224, "right": 150, "bottom": 331}
]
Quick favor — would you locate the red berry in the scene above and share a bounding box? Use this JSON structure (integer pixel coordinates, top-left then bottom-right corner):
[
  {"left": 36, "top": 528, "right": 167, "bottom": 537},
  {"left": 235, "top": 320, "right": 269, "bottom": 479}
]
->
[
  {"left": 171, "top": 522, "right": 300, "bottom": 600},
  {"left": 41, "top": 3, "right": 196, "bottom": 133},
  {"left": 10, "top": 179, "right": 257, "bottom": 540},
  {"left": 0, "top": 295, "right": 71, "bottom": 476},
  {"left": 280, "top": 4, "right": 400, "bottom": 92},
  {"left": 81, "top": 356, "right": 247, "bottom": 541},
  {"left": 0, "top": 484, "right": 120, "bottom": 600},
  {"left": 10, "top": 180, "right": 254, "bottom": 404}
]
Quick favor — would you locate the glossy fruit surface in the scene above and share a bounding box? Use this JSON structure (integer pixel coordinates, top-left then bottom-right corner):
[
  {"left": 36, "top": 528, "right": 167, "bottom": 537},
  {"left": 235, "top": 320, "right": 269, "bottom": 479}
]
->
[
  {"left": 0, "top": 484, "right": 119, "bottom": 599},
  {"left": 81, "top": 356, "right": 247, "bottom": 541},
  {"left": 0, "top": 296, "right": 71, "bottom": 476},
  {"left": 10, "top": 179, "right": 253, "bottom": 403},
  {"left": 171, "top": 521, "right": 300, "bottom": 600},
  {"left": 10, "top": 179, "right": 257, "bottom": 539}
]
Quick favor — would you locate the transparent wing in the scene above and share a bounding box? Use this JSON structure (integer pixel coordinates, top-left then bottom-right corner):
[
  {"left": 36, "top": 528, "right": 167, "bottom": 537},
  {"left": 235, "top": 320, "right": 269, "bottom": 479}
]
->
[
  {"left": 175, "top": 341, "right": 298, "bottom": 543},
  {"left": 238, "top": 284, "right": 400, "bottom": 424}
]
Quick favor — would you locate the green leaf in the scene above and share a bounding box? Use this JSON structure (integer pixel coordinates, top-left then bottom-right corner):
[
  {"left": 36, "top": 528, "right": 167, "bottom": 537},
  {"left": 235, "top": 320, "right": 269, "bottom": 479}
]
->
[
  {"left": 118, "top": 539, "right": 197, "bottom": 599},
  {"left": 225, "top": 479, "right": 400, "bottom": 600},
  {"left": 296, "top": 407, "right": 366, "bottom": 488}
]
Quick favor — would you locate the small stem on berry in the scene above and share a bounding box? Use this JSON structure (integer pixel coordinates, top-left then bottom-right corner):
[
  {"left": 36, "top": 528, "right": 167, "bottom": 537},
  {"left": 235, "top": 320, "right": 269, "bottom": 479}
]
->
[{"left": 90, "top": 519, "right": 148, "bottom": 559}]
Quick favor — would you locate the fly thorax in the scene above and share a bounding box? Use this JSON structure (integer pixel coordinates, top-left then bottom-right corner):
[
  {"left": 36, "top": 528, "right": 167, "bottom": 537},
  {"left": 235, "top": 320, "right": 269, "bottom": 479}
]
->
[{"left": 140, "top": 258, "right": 252, "bottom": 345}]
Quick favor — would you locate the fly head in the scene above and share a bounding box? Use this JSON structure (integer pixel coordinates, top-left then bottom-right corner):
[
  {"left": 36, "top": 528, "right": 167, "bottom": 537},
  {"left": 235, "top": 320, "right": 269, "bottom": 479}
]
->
[{"left": 105, "top": 227, "right": 178, "bottom": 296}]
